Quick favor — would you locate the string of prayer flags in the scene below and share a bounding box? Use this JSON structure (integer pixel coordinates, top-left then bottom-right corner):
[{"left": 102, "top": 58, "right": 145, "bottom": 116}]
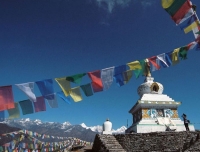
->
[
  {"left": 45, "top": 93, "right": 58, "bottom": 108},
  {"left": 69, "top": 87, "right": 83, "bottom": 102},
  {"left": 171, "top": 0, "right": 192, "bottom": 24},
  {"left": 0, "top": 85, "right": 15, "bottom": 111},
  {"left": 19, "top": 100, "right": 34, "bottom": 115},
  {"left": 113, "top": 65, "right": 127, "bottom": 86},
  {"left": 36, "top": 79, "right": 54, "bottom": 98},
  {"left": 57, "top": 91, "right": 71, "bottom": 104},
  {"left": 101, "top": 67, "right": 115, "bottom": 90},
  {"left": 15, "top": 82, "right": 36, "bottom": 102},
  {"left": 148, "top": 56, "right": 161, "bottom": 70},
  {"left": 7, "top": 103, "right": 20, "bottom": 119},
  {"left": 55, "top": 77, "right": 71, "bottom": 96},
  {"left": 33, "top": 96, "right": 46, "bottom": 112},
  {"left": 87, "top": 70, "right": 103, "bottom": 93},
  {"left": 80, "top": 83, "right": 93, "bottom": 97},
  {"left": 66, "top": 73, "right": 86, "bottom": 84}
]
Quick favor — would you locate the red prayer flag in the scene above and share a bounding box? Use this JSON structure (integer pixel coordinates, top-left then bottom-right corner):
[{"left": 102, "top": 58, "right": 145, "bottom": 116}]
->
[
  {"left": 148, "top": 56, "right": 161, "bottom": 70},
  {"left": 87, "top": 70, "right": 103, "bottom": 93},
  {"left": 0, "top": 85, "right": 15, "bottom": 111},
  {"left": 172, "top": 0, "right": 192, "bottom": 24}
]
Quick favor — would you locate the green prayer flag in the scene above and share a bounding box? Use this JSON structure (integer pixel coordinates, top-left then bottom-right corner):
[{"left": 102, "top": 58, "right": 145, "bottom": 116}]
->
[
  {"left": 19, "top": 99, "right": 34, "bottom": 115},
  {"left": 133, "top": 60, "right": 147, "bottom": 78},
  {"left": 66, "top": 73, "right": 86, "bottom": 84},
  {"left": 179, "top": 47, "right": 188, "bottom": 60}
]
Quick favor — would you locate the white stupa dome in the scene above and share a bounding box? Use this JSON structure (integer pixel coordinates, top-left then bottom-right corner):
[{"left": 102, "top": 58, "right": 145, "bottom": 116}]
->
[
  {"left": 103, "top": 118, "right": 112, "bottom": 132},
  {"left": 137, "top": 77, "right": 163, "bottom": 97}
]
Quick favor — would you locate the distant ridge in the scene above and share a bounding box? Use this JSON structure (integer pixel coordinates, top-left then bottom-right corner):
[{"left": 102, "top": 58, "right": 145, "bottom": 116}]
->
[{"left": 0, "top": 123, "right": 21, "bottom": 146}]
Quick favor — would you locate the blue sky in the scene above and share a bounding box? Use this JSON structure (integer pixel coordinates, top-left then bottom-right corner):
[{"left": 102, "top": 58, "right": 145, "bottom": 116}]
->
[{"left": 1, "top": 0, "right": 200, "bottom": 130}]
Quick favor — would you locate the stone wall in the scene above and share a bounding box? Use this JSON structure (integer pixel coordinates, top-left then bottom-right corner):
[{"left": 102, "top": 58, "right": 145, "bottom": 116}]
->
[{"left": 114, "top": 131, "right": 200, "bottom": 152}]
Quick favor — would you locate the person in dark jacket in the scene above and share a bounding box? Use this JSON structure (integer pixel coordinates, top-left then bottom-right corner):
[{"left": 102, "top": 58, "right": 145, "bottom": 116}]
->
[{"left": 182, "top": 113, "right": 190, "bottom": 131}]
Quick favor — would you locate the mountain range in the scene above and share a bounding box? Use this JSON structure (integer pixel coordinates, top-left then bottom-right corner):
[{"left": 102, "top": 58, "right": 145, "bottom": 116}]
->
[{"left": 1, "top": 118, "right": 126, "bottom": 142}]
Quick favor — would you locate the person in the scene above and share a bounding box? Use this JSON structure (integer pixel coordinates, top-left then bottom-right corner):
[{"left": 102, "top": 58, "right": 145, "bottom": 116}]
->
[{"left": 182, "top": 113, "right": 190, "bottom": 131}]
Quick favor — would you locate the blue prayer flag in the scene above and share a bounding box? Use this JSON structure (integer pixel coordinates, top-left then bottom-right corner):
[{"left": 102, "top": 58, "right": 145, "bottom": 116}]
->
[{"left": 57, "top": 91, "right": 71, "bottom": 104}]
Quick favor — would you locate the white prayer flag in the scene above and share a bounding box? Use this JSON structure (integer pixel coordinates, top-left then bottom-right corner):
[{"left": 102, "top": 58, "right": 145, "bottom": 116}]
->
[
  {"left": 157, "top": 53, "right": 169, "bottom": 67},
  {"left": 101, "top": 67, "right": 115, "bottom": 90},
  {"left": 15, "top": 82, "right": 36, "bottom": 102}
]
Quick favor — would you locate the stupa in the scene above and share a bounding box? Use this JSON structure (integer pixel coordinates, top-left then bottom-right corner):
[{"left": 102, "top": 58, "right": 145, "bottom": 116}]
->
[
  {"left": 126, "top": 67, "right": 195, "bottom": 133},
  {"left": 102, "top": 119, "right": 112, "bottom": 135}
]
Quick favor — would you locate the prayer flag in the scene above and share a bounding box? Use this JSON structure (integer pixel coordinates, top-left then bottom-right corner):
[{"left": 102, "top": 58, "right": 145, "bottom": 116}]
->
[
  {"left": 33, "top": 96, "right": 46, "bottom": 112},
  {"left": 0, "top": 85, "right": 15, "bottom": 111},
  {"left": 157, "top": 53, "right": 170, "bottom": 68},
  {"left": 127, "top": 61, "right": 142, "bottom": 70},
  {"left": 192, "top": 23, "right": 200, "bottom": 38},
  {"left": 127, "top": 61, "right": 142, "bottom": 78},
  {"left": 7, "top": 103, "right": 20, "bottom": 119},
  {"left": 55, "top": 77, "right": 71, "bottom": 96},
  {"left": 123, "top": 70, "right": 133, "bottom": 84},
  {"left": 184, "top": 20, "right": 200, "bottom": 33},
  {"left": 164, "top": 0, "right": 187, "bottom": 16},
  {"left": 101, "top": 67, "right": 114, "bottom": 90},
  {"left": 172, "top": 48, "right": 180, "bottom": 65},
  {"left": 151, "top": 58, "right": 161, "bottom": 71},
  {"left": 19, "top": 100, "right": 34, "bottom": 115},
  {"left": 45, "top": 94, "right": 58, "bottom": 108},
  {"left": 57, "top": 91, "right": 71, "bottom": 104},
  {"left": 179, "top": 11, "right": 196, "bottom": 29},
  {"left": 113, "top": 65, "right": 127, "bottom": 87},
  {"left": 161, "top": 0, "right": 175, "bottom": 9},
  {"left": 15, "top": 82, "right": 36, "bottom": 102},
  {"left": 69, "top": 87, "right": 82, "bottom": 102},
  {"left": 66, "top": 73, "right": 86, "bottom": 84},
  {"left": 178, "top": 8, "right": 194, "bottom": 24},
  {"left": 187, "top": 41, "right": 197, "bottom": 50},
  {"left": 36, "top": 79, "right": 54, "bottom": 97},
  {"left": 172, "top": 0, "right": 192, "bottom": 24},
  {"left": 80, "top": 83, "right": 93, "bottom": 97},
  {"left": 148, "top": 56, "right": 161, "bottom": 70},
  {"left": 139, "top": 60, "right": 149, "bottom": 77},
  {"left": 113, "top": 74, "right": 125, "bottom": 86},
  {"left": 179, "top": 46, "right": 188, "bottom": 59},
  {"left": 0, "top": 111, "right": 5, "bottom": 122},
  {"left": 164, "top": 52, "right": 172, "bottom": 66},
  {"left": 87, "top": 70, "right": 103, "bottom": 93}
]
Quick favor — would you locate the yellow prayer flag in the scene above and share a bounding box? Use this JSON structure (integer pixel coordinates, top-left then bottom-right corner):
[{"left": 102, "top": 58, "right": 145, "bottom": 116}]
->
[
  {"left": 55, "top": 77, "right": 71, "bottom": 96},
  {"left": 161, "top": 0, "right": 174, "bottom": 9},
  {"left": 69, "top": 87, "right": 83, "bottom": 102},
  {"left": 184, "top": 21, "right": 200, "bottom": 34},
  {"left": 127, "top": 61, "right": 142, "bottom": 70},
  {"left": 172, "top": 48, "right": 180, "bottom": 65}
]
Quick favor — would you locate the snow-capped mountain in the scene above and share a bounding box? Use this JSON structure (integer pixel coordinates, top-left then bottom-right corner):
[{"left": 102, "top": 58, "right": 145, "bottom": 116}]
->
[
  {"left": 2, "top": 119, "right": 126, "bottom": 142},
  {"left": 80, "top": 123, "right": 127, "bottom": 134}
]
